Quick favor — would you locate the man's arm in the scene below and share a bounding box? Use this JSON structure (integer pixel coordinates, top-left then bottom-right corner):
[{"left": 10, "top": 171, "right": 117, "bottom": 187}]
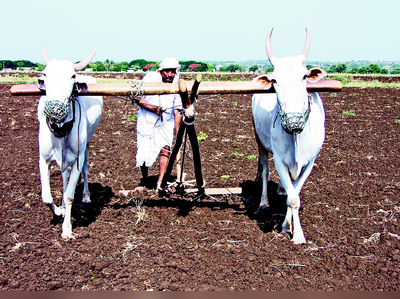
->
[{"left": 136, "top": 97, "right": 165, "bottom": 116}]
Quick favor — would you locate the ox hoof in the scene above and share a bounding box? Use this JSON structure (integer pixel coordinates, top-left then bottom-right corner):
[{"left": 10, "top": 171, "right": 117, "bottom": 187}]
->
[
  {"left": 292, "top": 235, "right": 306, "bottom": 245},
  {"left": 258, "top": 204, "right": 270, "bottom": 211},
  {"left": 254, "top": 205, "right": 270, "bottom": 216},
  {"left": 61, "top": 231, "right": 75, "bottom": 240},
  {"left": 292, "top": 232, "right": 306, "bottom": 244},
  {"left": 47, "top": 203, "right": 65, "bottom": 217},
  {"left": 82, "top": 195, "right": 91, "bottom": 204},
  {"left": 82, "top": 199, "right": 91, "bottom": 205},
  {"left": 42, "top": 197, "right": 53, "bottom": 204},
  {"left": 277, "top": 188, "right": 287, "bottom": 196}
]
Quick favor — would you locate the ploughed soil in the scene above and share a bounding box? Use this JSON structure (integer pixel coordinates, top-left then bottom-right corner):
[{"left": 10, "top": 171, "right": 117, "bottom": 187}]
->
[{"left": 0, "top": 76, "right": 399, "bottom": 290}]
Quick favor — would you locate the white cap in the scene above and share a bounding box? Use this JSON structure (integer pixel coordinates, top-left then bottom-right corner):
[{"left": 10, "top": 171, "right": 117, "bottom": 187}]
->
[{"left": 158, "top": 57, "right": 181, "bottom": 71}]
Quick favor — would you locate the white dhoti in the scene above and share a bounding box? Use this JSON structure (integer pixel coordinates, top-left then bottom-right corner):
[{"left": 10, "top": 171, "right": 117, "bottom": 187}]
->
[{"left": 136, "top": 120, "right": 175, "bottom": 167}]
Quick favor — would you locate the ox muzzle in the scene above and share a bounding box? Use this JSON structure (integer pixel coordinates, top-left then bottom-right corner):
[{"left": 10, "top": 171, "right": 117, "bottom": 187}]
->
[
  {"left": 277, "top": 94, "right": 312, "bottom": 135},
  {"left": 43, "top": 99, "right": 71, "bottom": 124}
]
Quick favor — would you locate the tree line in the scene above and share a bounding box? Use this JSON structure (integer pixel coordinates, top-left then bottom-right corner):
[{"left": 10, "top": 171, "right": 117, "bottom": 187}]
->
[
  {"left": 310, "top": 63, "right": 400, "bottom": 75},
  {"left": 1, "top": 59, "right": 400, "bottom": 74}
]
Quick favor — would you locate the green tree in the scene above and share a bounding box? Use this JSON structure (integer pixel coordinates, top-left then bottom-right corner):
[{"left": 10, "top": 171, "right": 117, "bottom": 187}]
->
[
  {"left": 1, "top": 60, "right": 16, "bottom": 69},
  {"left": 392, "top": 68, "right": 400, "bottom": 74},
  {"left": 103, "top": 59, "right": 114, "bottom": 72},
  {"left": 121, "top": 64, "right": 129, "bottom": 72},
  {"left": 328, "top": 63, "right": 348, "bottom": 73},
  {"left": 249, "top": 65, "right": 259, "bottom": 72},
  {"left": 266, "top": 67, "right": 274, "bottom": 73},
  {"left": 17, "top": 62, "right": 24, "bottom": 70},
  {"left": 350, "top": 67, "right": 359, "bottom": 74},
  {"left": 110, "top": 64, "right": 121, "bottom": 72},
  {"left": 206, "top": 63, "right": 215, "bottom": 72},
  {"left": 224, "top": 64, "right": 241, "bottom": 72},
  {"left": 89, "top": 61, "right": 105, "bottom": 72},
  {"left": 358, "top": 66, "right": 368, "bottom": 74},
  {"left": 368, "top": 64, "right": 381, "bottom": 74},
  {"left": 129, "top": 59, "right": 155, "bottom": 69},
  {"left": 37, "top": 64, "right": 45, "bottom": 72}
]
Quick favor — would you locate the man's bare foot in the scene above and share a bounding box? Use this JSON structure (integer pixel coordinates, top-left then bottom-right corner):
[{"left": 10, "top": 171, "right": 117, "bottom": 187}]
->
[{"left": 134, "top": 186, "right": 146, "bottom": 192}]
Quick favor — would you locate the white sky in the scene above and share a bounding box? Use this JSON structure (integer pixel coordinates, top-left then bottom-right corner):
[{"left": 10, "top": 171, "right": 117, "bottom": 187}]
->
[{"left": 1, "top": 0, "right": 399, "bottom": 63}]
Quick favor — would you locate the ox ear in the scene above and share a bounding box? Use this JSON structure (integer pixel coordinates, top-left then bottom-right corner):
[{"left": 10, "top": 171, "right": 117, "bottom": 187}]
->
[
  {"left": 306, "top": 68, "right": 327, "bottom": 83},
  {"left": 74, "top": 82, "right": 88, "bottom": 93},
  {"left": 252, "top": 75, "right": 274, "bottom": 90},
  {"left": 38, "top": 76, "right": 46, "bottom": 91}
]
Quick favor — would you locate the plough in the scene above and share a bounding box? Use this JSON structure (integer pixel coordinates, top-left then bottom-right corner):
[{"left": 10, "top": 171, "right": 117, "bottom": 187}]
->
[{"left": 11, "top": 76, "right": 342, "bottom": 199}]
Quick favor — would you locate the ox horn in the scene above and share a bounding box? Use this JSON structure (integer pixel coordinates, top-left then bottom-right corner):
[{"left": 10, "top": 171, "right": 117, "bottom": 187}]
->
[
  {"left": 41, "top": 44, "right": 51, "bottom": 66},
  {"left": 74, "top": 50, "right": 97, "bottom": 71},
  {"left": 265, "top": 28, "right": 278, "bottom": 66},
  {"left": 298, "top": 27, "right": 311, "bottom": 62}
]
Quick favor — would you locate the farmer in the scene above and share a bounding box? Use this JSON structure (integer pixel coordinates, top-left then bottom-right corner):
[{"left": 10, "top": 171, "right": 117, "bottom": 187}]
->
[{"left": 135, "top": 57, "right": 183, "bottom": 191}]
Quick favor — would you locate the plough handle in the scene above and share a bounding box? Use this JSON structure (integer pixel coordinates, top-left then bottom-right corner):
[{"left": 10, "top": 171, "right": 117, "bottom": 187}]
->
[
  {"left": 161, "top": 121, "right": 187, "bottom": 189},
  {"left": 190, "top": 74, "right": 202, "bottom": 104},
  {"left": 178, "top": 79, "right": 191, "bottom": 109},
  {"left": 186, "top": 124, "right": 204, "bottom": 195}
]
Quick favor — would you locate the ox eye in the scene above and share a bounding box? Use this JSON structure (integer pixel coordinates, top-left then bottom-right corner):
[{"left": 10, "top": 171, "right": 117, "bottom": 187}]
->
[
  {"left": 303, "top": 74, "right": 307, "bottom": 80},
  {"left": 72, "top": 74, "right": 76, "bottom": 79}
]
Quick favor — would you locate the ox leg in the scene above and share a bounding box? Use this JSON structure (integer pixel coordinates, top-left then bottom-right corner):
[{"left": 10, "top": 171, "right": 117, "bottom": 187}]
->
[
  {"left": 275, "top": 159, "right": 306, "bottom": 244},
  {"left": 39, "top": 156, "right": 53, "bottom": 204},
  {"left": 291, "top": 205, "right": 305, "bottom": 244},
  {"left": 293, "top": 157, "right": 317, "bottom": 195},
  {"left": 257, "top": 145, "right": 270, "bottom": 209},
  {"left": 285, "top": 159, "right": 318, "bottom": 244},
  {"left": 282, "top": 196, "right": 306, "bottom": 244},
  {"left": 60, "top": 163, "right": 81, "bottom": 239},
  {"left": 62, "top": 197, "right": 74, "bottom": 239},
  {"left": 39, "top": 156, "right": 64, "bottom": 216},
  {"left": 61, "top": 167, "right": 70, "bottom": 210},
  {"left": 82, "top": 147, "right": 91, "bottom": 204}
]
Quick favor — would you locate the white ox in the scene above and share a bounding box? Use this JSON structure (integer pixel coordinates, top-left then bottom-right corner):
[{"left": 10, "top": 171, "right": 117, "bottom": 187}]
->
[
  {"left": 37, "top": 45, "right": 103, "bottom": 239},
  {"left": 252, "top": 28, "right": 327, "bottom": 244}
]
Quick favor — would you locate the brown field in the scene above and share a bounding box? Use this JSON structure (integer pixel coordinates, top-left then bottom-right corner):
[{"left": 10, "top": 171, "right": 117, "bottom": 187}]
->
[{"left": 0, "top": 75, "right": 399, "bottom": 290}]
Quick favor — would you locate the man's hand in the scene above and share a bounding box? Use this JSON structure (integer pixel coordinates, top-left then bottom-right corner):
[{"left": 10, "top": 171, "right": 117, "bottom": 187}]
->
[{"left": 155, "top": 106, "right": 166, "bottom": 116}]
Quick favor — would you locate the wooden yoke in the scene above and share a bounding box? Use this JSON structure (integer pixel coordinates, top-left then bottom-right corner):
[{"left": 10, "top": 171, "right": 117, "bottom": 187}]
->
[
  {"left": 160, "top": 74, "right": 205, "bottom": 198},
  {"left": 10, "top": 80, "right": 343, "bottom": 96}
]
